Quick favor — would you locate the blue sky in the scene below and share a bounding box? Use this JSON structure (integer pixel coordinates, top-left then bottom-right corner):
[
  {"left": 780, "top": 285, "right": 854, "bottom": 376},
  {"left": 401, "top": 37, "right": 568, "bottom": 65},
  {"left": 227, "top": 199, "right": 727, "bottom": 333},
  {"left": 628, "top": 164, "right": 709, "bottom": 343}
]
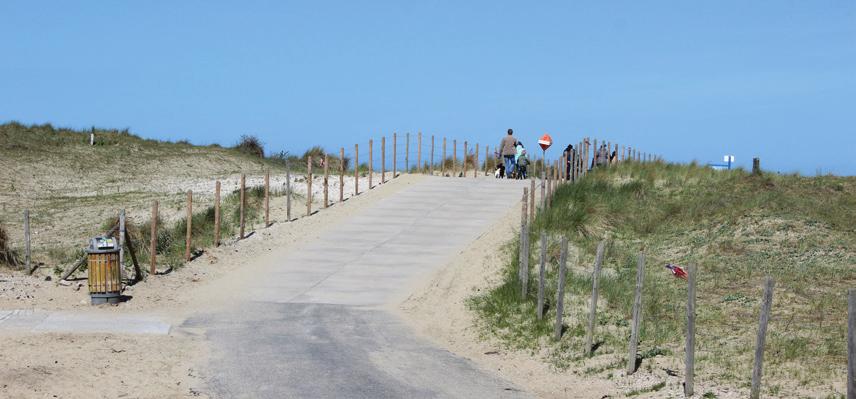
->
[{"left": 2, "top": 1, "right": 854, "bottom": 174}]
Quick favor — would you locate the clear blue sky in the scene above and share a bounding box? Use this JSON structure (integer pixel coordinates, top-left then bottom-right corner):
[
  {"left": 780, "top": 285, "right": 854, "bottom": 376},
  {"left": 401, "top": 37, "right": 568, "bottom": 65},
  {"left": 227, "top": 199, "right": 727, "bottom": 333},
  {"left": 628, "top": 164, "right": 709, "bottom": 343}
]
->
[{"left": 2, "top": 1, "right": 854, "bottom": 174}]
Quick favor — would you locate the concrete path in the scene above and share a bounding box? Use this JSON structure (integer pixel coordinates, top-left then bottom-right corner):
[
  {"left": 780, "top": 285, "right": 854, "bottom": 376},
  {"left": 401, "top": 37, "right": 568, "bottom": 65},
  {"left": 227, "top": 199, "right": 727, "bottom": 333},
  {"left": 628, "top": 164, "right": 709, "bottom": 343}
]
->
[{"left": 187, "top": 176, "right": 532, "bottom": 398}]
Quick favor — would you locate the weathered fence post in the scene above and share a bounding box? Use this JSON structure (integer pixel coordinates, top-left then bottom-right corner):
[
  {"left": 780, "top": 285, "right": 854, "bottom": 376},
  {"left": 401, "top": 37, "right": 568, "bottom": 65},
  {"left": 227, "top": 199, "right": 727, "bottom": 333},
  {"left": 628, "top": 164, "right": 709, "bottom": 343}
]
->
[
  {"left": 214, "top": 182, "right": 220, "bottom": 245},
  {"left": 753, "top": 157, "right": 761, "bottom": 175},
  {"left": 627, "top": 251, "right": 645, "bottom": 374},
  {"left": 323, "top": 154, "right": 329, "bottom": 208},
  {"left": 370, "top": 138, "right": 375, "bottom": 187},
  {"left": 286, "top": 162, "right": 293, "bottom": 221},
  {"left": 264, "top": 170, "right": 270, "bottom": 227},
  {"left": 474, "top": 143, "right": 479, "bottom": 178},
  {"left": 750, "top": 277, "right": 775, "bottom": 399},
  {"left": 586, "top": 240, "right": 606, "bottom": 355},
  {"left": 540, "top": 170, "right": 546, "bottom": 210},
  {"left": 462, "top": 141, "right": 467, "bottom": 178},
  {"left": 848, "top": 289, "right": 856, "bottom": 399},
  {"left": 519, "top": 187, "right": 529, "bottom": 297},
  {"left": 484, "top": 145, "right": 490, "bottom": 176},
  {"left": 554, "top": 237, "right": 569, "bottom": 340},
  {"left": 530, "top": 179, "right": 536, "bottom": 222},
  {"left": 23, "top": 210, "right": 30, "bottom": 272},
  {"left": 240, "top": 174, "right": 246, "bottom": 238},
  {"left": 442, "top": 137, "right": 447, "bottom": 176},
  {"left": 354, "top": 144, "right": 359, "bottom": 195},
  {"left": 537, "top": 230, "right": 547, "bottom": 320},
  {"left": 306, "top": 156, "right": 313, "bottom": 216},
  {"left": 405, "top": 132, "right": 410, "bottom": 172},
  {"left": 380, "top": 136, "right": 385, "bottom": 184},
  {"left": 184, "top": 192, "right": 192, "bottom": 261},
  {"left": 119, "top": 209, "right": 126, "bottom": 277},
  {"left": 430, "top": 135, "right": 435, "bottom": 175},
  {"left": 150, "top": 200, "right": 158, "bottom": 274},
  {"left": 685, "top": 263, "right": 697, "bottom": 397},
  {"left": 393, "top": 132, "right": 397, "bottom": 178},
  {"left": 339, "top": 148, "right": 345, "bottom": 203},
  {"left": 453, "top": 139, "right": 457, "bottom": 176}
]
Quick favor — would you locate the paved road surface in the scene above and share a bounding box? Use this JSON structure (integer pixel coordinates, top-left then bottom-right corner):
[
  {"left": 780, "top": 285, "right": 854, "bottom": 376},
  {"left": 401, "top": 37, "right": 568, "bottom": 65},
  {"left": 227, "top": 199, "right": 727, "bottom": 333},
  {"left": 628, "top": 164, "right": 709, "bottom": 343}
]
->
[{"left": 189, "top": 176, "right": 531, "bottom": 398}]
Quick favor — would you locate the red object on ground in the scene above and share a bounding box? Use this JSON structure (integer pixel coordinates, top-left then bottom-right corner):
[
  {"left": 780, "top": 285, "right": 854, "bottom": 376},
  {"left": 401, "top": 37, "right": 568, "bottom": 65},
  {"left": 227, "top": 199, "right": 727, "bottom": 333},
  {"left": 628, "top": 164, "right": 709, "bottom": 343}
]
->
[
  {"left": 538, "top": 134, "right": 553, "bottom": 151},
  {"left": 665, "top": 264, "right": 688, "bottom": 280}
]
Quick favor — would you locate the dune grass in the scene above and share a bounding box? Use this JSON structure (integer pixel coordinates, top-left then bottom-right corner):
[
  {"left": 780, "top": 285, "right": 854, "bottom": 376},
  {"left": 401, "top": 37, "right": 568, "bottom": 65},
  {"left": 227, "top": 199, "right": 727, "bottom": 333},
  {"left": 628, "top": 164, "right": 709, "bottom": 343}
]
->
[{"left": 469, "top": 160, "right": 856, "bottom": 395}]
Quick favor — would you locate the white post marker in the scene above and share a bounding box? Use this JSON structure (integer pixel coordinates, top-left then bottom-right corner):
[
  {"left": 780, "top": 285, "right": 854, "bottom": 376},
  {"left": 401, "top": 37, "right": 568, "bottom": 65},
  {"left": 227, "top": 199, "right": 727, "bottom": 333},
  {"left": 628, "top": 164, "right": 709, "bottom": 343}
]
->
[{"left": 724, "top": 155, "right": 735, "bottom": 170}]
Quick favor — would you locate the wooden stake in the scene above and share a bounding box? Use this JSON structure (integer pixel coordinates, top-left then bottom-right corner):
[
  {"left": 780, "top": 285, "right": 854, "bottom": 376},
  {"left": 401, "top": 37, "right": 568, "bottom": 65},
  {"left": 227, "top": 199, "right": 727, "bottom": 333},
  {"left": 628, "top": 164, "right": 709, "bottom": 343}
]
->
[
  {"left": 430, "top": 135, "right": 435, "bottom": 175},
  {"left": 585, "top": 241, "right": 605, "bottom": 355},
  {"left": 323, "top": 154, "right": 329, "bottom": 208},
  {"left": 306, "top": 156, "right": 313, "bottom": 216},
  {"left": 474, "top": 143, "right": 479, "bottom": 178},
  {"left": 848, "top": 289, "right": 856, "bottom": 399},
  {"left": 339, "top": 147, "right": 345, "bottom": 203},
  {"left": 442, "top": 137, "right": 447, "bottom": 176},
  {"left": 240, "top": 174, "right": 246, "bottom": 238},
  {"left": 484, "top": 145, "right": 489, "bottom": 176},
  {"left": 264, "top": 170, "right": 270, "bottom": 227},
  {"left": 685, "top": 263, "right": 697, "bottom": 397},
  {"left": 119, "top": 209, "right": 126, "bottom": 278},
  {"left": 453, "top": 139, "right": 457, "bottom": 176},
  {"left": 462, "top": 141, "right": 467, "bottom": 178},
  {"left": 150, "top": 200, "right": 158, "bottom": 274},
  {"left": 554, "top": 237, "right": 569, "bottom": 340},
  {"left": 750, "top": 277, "right": 775, "bottom": 399},
  {"left": 214, "top": 182, "right": 220, "bottom": 246},
  {"left": 519, "top": 188, "right": 529, "bottom": 298},
  {"left": 627, "top": 251, "right": 645, "bottom": 374},
  {"left": 540, "top": 169, "right": 546, "bottom": 210},
  {"left": 405, "top": 132, "right": 410, "bottom": 172},
  {"left": 23, "top": 210, "right": 30, "bottom": 272},
  {"left": 354, "top": 144, "right": 359, "bottom": 196},
  {"left": 185, "top": 191, "right": 192, "bottom": 261},
  {"left": 286, "top": 163, "right": 292, "bottom": 221},
  {"left": 537, "top": 230, "right": 547, "bottom": 320},
  {"left": 530, "top": 178, "right": 536, "bottom": 222},
  {"left": 393, "top": 132, "right": 397, "bottom": 178}
]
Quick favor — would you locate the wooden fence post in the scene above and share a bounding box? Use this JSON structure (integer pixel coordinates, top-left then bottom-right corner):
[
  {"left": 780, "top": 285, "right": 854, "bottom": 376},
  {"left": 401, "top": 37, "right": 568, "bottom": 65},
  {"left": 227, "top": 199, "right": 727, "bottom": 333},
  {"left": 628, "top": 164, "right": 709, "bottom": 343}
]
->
[
  {"left": 462, "top": 141, "right": 467, "bottom": 178},
  {"left": 184, "top": 192, "right": 192, "bottom": 261},
  {"left": 370, "top": 138, "right": 375, "bottom": 187},
  {"left": 23, "top": 210, "right": 30, "bottom": 272},
  {"left": 554, "top": 236, "right": 569, "bottom": 340},
  {"left": 393, "top": 132, "right": 397, "bottom": 178},
  {"left": 339, "top": 148, "right": 345, "bottom": 203},
  {"left": 405, "top": 132, "right": 410, "bottom": 172},
  {"left": 306, "top": 156, "right": 313, "bottom": 216},
  {"left": 474, "top": 143, "right": 479, "bottom": 178},
  {"left": 213, "top": 182, "right": 219, "bottom": 247},
  {"left": 540, "top": 169, "right": 546, "bottom": 210},
  {"left": 848, "top": 289, "right": 856, "bottom": 399},
  {"left": 442, "top": 137, "right": 447, "bottom": 176},
  {"left": 530, "top": 178, "right": 536, "bottom": 222},
  {"left": 150, "top": 200, "right": 158, "bottom": 274},
  {"left": 537, "top": 230, "right": 547, "bottom": 320},
  {"left": 240, "top": 174, "right": 246, "bottom": 239},
  {"left": 119, "top": 209, "right": 126, "bottom": 278},
  {"left": 484, "top": 145, "right": 490, "bottom": 176},
  {"left": 453, "top": 139, "right": 457, "bottom": 176},
  {"left": 430, "top": 135, "right": 435, "bottom": 175},
  {"left": 627, "top": 251, "right": 645, "bottom": 374},
  {"left": 286, "top": 163, "right": 292, "bottom": 221},
  {"left": 323, "top": 154, "right": 329, "bottom": 208},
  {"left": 354, "top": 144, "right": 359, "bottom": 196},
  {"left": 519, "top": 187, "right": 529, "bottom": 297},
  {"left": 586, "top": 240, "right": 606, "bottom": 355},
  {"left": 264, "top": 170, "right": 270, "bottom": 227},
  {"left": 750, "top": 277, "right": 775, "bottom": 399},
  {"left": 685, "top": 263, "right": 697, "bottom": 397},
  {"left": 753, "top": 157, "right": 761, "bottom": 175}
]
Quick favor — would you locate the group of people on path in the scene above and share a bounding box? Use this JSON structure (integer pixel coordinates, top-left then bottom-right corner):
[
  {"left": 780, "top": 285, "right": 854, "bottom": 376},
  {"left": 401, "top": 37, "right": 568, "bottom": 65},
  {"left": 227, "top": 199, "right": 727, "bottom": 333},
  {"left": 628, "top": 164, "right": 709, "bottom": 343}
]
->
[
  {"left": 498, "top": 131, "right": 620, "bottom": 181},
  {"left": 496, "top": 129, "right": 530, "bottom": 179}
]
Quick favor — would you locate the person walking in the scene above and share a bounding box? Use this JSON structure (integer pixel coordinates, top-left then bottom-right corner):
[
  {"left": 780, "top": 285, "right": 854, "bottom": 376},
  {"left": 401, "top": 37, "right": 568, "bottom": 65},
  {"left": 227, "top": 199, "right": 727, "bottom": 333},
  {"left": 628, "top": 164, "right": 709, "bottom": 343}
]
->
[
  {"left": 499, "top": 129, "right": 517, "bottom": 178},
  {"left": 563, "top": 144, "right": 575, "bottom": 181}
]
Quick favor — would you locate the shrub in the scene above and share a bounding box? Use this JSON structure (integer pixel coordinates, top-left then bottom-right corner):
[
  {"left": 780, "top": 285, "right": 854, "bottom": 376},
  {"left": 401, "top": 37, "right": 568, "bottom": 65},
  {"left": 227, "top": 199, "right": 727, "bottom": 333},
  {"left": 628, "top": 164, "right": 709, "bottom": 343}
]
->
[
  {"left": 0, "top": 224, "right": 19, "bottom": 267},
  {"left": 234, "top": 135, "right": 264, "bottom": 158}
]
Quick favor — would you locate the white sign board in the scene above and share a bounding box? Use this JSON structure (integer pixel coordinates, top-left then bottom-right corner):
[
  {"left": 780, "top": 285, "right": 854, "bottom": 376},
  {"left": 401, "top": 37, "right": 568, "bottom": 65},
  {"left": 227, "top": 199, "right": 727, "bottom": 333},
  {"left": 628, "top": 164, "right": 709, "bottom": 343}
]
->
[{"left": 723, "top": 155, "right": 735, "bottom": 163}]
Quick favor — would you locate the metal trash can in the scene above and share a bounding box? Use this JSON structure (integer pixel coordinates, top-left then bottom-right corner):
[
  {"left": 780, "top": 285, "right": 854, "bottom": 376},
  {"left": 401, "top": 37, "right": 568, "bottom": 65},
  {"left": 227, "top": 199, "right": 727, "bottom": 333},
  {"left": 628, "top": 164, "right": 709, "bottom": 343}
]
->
[{"left": 86, "top": 236, "right": 122, "bottom": 305}]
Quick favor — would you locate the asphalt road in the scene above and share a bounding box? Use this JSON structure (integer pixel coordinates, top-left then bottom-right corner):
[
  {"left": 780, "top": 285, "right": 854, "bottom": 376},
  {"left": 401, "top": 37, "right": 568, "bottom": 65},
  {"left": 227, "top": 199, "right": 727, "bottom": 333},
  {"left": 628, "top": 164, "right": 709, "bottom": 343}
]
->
[{"left": 186, "top": 176, "right": 532, "bottom": 398}]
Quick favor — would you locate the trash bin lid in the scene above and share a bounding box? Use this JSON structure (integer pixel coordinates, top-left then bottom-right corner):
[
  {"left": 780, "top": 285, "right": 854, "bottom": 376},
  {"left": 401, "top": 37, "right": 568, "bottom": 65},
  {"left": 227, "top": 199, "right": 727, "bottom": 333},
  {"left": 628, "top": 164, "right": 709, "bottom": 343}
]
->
[{"left": 87, "top": 236, "right": 119, "bottom": 254}]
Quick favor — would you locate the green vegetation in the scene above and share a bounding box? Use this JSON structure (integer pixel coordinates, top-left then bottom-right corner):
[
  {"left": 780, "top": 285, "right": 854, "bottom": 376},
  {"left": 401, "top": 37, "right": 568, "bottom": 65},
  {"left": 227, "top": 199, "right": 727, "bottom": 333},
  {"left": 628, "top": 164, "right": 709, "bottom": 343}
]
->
[{"left": 469, "top": 160, "right": 856, "bottom": 395}]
